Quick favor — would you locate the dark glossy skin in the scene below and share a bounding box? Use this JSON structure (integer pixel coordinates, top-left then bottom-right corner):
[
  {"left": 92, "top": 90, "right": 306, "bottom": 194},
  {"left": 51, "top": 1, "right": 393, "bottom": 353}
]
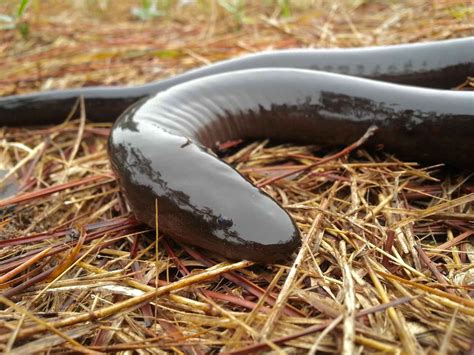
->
[
  {"left": 109, "top": 69, "right": 474, "bottom": 262},
  {"left": 2, "top": 38, "right": 474, "bottom": 262},
  {"left": 0, "top": 37, "right": 473, "bottom": 124}
]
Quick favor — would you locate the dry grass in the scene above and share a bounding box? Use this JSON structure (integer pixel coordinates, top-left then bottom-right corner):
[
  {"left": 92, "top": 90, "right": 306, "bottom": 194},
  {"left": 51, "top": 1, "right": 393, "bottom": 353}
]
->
[{"left": 0, "top": 0, "right": 473, "bottom": 353}]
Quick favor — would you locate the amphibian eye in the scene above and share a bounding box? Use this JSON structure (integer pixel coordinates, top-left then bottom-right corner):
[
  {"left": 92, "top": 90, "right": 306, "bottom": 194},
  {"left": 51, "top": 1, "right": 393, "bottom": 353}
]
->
[{"left": 217, "top": 215, "right": 233, "bottom": 228}]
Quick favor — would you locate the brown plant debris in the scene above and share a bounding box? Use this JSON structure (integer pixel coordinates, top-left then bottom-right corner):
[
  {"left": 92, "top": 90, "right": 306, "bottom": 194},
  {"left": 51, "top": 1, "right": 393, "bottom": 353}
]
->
[{"left": 0, "top": 0, "right": 473, "bottom": 353}]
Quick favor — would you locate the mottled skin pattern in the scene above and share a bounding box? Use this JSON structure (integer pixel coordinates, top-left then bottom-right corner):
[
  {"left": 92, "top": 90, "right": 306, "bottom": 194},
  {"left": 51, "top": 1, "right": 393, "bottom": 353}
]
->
[{"left": 1, "top": 38, "right": 474, "bottom": 262}]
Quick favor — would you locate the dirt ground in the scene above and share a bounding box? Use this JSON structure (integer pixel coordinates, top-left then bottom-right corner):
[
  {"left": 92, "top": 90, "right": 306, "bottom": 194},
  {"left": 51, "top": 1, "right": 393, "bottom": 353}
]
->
[{"left": 0, "top": 0, "right": 473, "bottom": 353}]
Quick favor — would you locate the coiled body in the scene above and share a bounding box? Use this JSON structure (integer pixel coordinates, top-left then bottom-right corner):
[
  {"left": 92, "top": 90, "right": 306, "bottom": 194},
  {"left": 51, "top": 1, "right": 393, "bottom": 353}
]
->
[
  {"left": 2, "top": 37, "right": 474, "bottom": 262},
  {"left": 1, "top": 37, "right": 473, "bottom": 124}
]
